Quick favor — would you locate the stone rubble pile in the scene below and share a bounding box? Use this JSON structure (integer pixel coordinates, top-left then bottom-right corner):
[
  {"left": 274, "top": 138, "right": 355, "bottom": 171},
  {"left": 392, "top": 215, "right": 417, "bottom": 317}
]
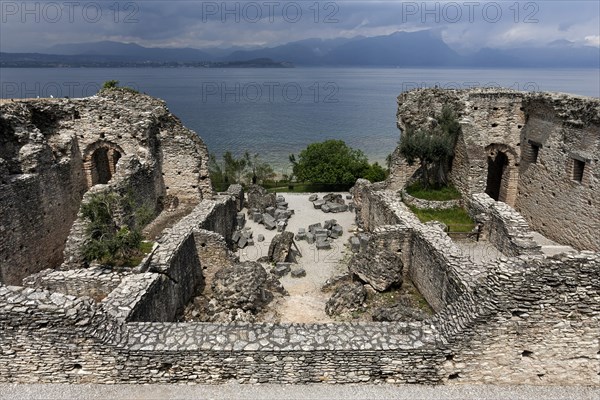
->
[
  {"left": 206, "top": 261, "right": 286, "bottom": 322},
  {"left": 295, "top": 219, "right": 345, "bottom": 250},
  {"left": 325, "top": 281, "right": 367, "bottom": 316},
  {"left": 310, "top": 193, "right": 354, "bottom": 214},
  {"left": 248, "top": 189, "right": 294, "bottom": 232}
]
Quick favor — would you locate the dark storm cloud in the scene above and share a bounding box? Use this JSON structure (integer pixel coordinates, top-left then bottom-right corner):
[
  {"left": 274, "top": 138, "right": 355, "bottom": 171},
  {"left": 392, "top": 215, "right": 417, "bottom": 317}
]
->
[{"left": 1, "top": 1, "right": 598, "bottom": 52}]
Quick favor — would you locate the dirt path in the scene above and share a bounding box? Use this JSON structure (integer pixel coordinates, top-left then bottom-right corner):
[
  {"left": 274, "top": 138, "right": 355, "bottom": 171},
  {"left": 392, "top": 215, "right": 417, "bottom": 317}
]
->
[{"left": 238, "top": 192, "right": 356, "bottom": 323}]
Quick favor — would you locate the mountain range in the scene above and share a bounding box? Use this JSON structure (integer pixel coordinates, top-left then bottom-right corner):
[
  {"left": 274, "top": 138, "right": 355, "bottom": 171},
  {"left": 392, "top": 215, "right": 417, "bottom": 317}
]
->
[{"left": 2, "top": 30, "right": 598, "bottom": 68}]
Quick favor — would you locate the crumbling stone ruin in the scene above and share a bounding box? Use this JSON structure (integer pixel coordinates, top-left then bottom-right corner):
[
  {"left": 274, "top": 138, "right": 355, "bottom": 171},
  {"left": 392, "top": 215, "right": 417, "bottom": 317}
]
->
[{"left": 0, "top": 88, "right": 598, "bottom": 386}]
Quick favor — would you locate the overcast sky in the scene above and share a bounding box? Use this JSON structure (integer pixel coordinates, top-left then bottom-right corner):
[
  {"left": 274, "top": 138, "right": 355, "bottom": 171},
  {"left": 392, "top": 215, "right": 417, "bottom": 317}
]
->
[{"left": 1, "top": 1, "right": 598, "bottom": 52}]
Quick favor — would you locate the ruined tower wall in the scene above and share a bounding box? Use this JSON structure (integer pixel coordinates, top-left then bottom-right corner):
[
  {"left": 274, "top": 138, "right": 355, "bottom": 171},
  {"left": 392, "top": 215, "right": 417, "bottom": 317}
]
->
[
  {"left": 0, "top": 91, "right": 212, "bottom": 283},
  {"left": 394, "top": 88, "right": 600, "bottom": 251},
  {"left": 516, "top": 95, "right": 600, "bottom": 251}
]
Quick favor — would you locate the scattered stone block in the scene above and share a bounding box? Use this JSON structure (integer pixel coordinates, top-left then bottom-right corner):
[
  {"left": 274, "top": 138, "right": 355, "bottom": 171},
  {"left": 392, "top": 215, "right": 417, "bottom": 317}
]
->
[
  {"left": 308, "top": 194, "right": 318, "bottom": 202},
  {"left": 316, "top": 239, "right": 331, "bottom": 250},
  {"left": 238, "top": 236, "right": 248, "bottom": 248},
  {"left": 268, "top": 231, "right": 294, "bottom": 263},
  {"left": 321, "top": 203, "right": 331, "bottom": 213},
  {"left": 349, "top": 236, "right": 360, "bottom": 253},
  {"left": 313, "top": 200, "right": 325, "bottom": 209},
  {"left": 331, "top": 224, "right": 344, "bottom": 237},
  {"left": 253, "top": 213, "right": 263, "bottom": 224},
  {"left": 257, "top": 234, "right": 265, "bottom": 242},
  {"left": 324, "top": 219, "right": 337, "bottom": 230},
  {"left": 263, "top": 214, "right": 277, "bottom": 230},
  {"left": 232, "top": 231, "right": 241, "bottom": 243},
  {"left": 277, "top": 221, "right": 287, "bottom": 232},
  {"left": 247, "top": 238, "right": 254, "bottom": 246},
  {"left": 273, "top": 262, "right": 291, "bottom": 277},
  {"left": 265, "top": 207, "right": 276, "bottom": 217},
  {"left": 290, "top": 268, "right": 306, "bottom": 278},
  {"left": 306, "top": 232, "right": 315, "bottom": 244},
  {"left": 308, "top": 223, "right": 322, "bottom": 233},
  {"left": 346, "top": 194, "right": 353, "bottom": 200}
]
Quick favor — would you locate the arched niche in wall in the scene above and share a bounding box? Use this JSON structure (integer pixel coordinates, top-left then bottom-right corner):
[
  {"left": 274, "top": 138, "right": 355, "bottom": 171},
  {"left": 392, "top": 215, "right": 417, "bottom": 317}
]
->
[
  {"left": 485, "top": 143, "right": 519, "bottom": 206},
  {"left": 82, "top": 141, "right": 125, "bottom": 188}
]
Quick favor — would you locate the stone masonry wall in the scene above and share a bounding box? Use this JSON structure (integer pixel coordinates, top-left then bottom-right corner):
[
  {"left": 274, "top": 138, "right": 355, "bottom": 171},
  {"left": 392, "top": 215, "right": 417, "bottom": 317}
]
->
[
  {"left": 468, "top": 193, "right": 542, "bottom": 257},
  {"left": 516, "top": 93, "right": 600, "bottom": 251},
  {"left": 22, "top": 267, "right": 124, "bottom": 302},
  {"left": 394, "top": 88, "right": 600, "bottom": 251},
  {"left": 436, "top": 253, "right": 600, "bottom": 385},
  {"left": 0, "top": 90, "right": 213, "bottom": 283}
]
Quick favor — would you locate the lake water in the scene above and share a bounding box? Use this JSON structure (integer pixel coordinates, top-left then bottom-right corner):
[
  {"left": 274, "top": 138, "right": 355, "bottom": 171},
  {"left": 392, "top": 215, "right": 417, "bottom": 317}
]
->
[{"left": 2, "top": 67, "right": 598, "bottom": 173}]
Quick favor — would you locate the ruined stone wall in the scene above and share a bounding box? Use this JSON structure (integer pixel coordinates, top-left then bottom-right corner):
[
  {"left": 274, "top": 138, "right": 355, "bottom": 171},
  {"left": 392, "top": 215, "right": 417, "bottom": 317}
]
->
[
  {"left": 393, "top": 88, "right": 600, "bottom": 251},
  {"left": 22, "top": 267, "right": 124, "bottom": 302},
  {"left": 0, "top": 91, "right": 212, "bottom": 283},
  {"left": 468, "top": 193, "right": 541, "bottom": 257},
  {"left": 61, "top": 154, "right": 164, "bottom": 270},
  {"left": 436, "top": 253, "right": 600, "bottom": 385},
  {"left": 516, "top": 94, "right": 600, "bottom": 251}
]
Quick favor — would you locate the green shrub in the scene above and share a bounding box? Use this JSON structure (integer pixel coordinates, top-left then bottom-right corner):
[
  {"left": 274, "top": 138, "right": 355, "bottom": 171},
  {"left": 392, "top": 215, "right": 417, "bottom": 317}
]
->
[{"left": 81, "top": 192, "right": 154, "bottom": 267}]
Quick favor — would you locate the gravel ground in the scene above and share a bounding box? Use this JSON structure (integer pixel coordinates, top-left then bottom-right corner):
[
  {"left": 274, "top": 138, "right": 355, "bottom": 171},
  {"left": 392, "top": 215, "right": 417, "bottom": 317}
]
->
[
  {"left": 1, "top": 383, "right": 598, "bottom": 400},
  {"left": 237, "top": 192, "right": 356, "bottom": 323}
]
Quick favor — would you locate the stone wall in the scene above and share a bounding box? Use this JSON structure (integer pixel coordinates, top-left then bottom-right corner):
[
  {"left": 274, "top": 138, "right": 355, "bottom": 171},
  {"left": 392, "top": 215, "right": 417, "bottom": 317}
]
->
[
  {"left": 393, "top": 88, "right": 599, "bottom": 251},
  {"left": 436, "top": 253, "right": 600, "bottom": 385},
  {"left": 516, "top": 93, "right": 600, "bottom": 251},
  {"left": 468, "top": 193, "right": 541, "bottom": 257},
  {"left": 401, "top": 191, "right": 462, "bottom": 210},
  {"left": 22, "top": 267, "right": 124, "bottom": 302},
  {"left": 0, "top": 91, "right": 213, "bottom": 283},
  {"left": 0, "top": 182, "right": 598, "bottom": 384}
]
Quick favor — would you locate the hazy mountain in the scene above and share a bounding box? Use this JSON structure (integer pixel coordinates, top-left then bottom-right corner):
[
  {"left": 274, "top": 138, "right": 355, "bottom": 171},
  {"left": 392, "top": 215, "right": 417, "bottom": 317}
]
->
[
  {"left": 8, "top": 32, "right": 600, "bottom": 68},
  {"left": 465, "top": 43, "right": 600, "bottom": 68},
  {"left": 46, "top": 41, "right": 212, "bottom": 62},
  {"left": 322, "top": 31, "right": 460, "bottom": 66}
]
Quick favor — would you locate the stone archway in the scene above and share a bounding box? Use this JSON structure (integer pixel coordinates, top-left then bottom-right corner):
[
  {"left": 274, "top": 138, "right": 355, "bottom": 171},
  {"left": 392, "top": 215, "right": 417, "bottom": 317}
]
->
[
  {"left": 485, "top": 144, "right": 518, "bottom": 206},
  {"left": 83, "top": 141, "right": 125, "bottom": 188}
]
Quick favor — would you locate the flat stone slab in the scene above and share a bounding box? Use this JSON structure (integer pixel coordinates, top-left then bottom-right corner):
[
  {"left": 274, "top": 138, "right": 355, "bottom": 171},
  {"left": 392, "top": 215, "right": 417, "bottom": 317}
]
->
[{"left": 290, "top": 268, "right": 306, "bottom": 278}]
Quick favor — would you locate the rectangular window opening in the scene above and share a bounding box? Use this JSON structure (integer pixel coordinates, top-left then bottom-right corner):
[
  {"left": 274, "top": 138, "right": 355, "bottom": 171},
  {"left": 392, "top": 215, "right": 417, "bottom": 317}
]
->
[{"left": 572, "top": 159, "right": 585, "bottom": 182}]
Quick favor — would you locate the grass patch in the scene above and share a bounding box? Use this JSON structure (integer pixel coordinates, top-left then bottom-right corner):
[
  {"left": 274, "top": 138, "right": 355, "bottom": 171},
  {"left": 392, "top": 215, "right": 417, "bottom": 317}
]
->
[
  {"left": 405, "top": 182, "right": 461, "bottom": 201},
  {"left": 408, "top": 205, "right": 475, "bottom": 232}
]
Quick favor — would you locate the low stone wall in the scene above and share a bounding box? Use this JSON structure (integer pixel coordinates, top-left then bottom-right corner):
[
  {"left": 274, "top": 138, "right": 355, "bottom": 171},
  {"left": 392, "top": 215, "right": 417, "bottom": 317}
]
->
[
  {"left": 468, "top": 193, "right": 541, "bottom": 257},
  {"left": 435, "top": 252, "right": 600, "bottom": 385},
  {"left": 102, "top": 195, "right": 237, "bottom": 323},
  {"left": 401, "top": 191, "right": 462, "bottom": 210},
  {"left": 22, "top": 267, "right": 125, "bottom": 301}
]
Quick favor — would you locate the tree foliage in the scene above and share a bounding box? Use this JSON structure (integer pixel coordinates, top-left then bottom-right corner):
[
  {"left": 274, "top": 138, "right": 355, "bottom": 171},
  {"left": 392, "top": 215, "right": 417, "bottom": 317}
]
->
[
  {"left": 399, "top": 105, "right": 461, "bottom": 188},
  {"left": 290, "top": 140, "right": 377, "bottom": 186},
  {"left": 81, "top": 191, "right": 153, "bottom": 267},
  {"left": 208, "top": 151, "right": 275, "bottom": 190}
]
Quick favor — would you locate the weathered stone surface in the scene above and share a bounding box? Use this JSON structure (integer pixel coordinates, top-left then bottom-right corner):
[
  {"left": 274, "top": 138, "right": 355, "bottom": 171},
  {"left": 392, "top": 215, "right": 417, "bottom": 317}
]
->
[
  {"left": 290, "top": 268, "right": 306, "bottom": 278},
  {"left": 349, "top": 249, "right": 403, "bottom": 292},
  {"left": 246, "top": 185, "right": 276, "bottom": 213},
  {"left": 267, "top": 232, "right": 295, "bottom": 263},
  {"left": 308, "top": 194, "right": 318, "bottom": 202},
  {"left": 325, "top": 282, "right": 366, "bottom": 316},
  {"left": 313, "top": 200, "right": 325, "bottom": 209},
  {"left": 210, "top": 261, "right": 278, "bottom": 314},
  {"left": 373, "top": 302, "right": 428, "bottom": 322},
  {"left": 272, "top": 262, "right": 291, "bottom": 277},
  {"left": 257, "top": 234, "right": 265, "bottom": 242}
]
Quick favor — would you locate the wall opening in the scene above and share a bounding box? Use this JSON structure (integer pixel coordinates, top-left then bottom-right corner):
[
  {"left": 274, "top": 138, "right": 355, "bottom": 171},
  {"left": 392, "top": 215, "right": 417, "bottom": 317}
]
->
[
  {"left": 572, "top": 159, "right": 585, "bottom": 182},
  {"left": 83, "top": 142, "right": 124, "bottom": 188},
  {"left": 524, "top": 140, "right": 540, "bottom": 164},
  {"left": 486, "top": 151, "right": 508, "bottom": 201}
]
